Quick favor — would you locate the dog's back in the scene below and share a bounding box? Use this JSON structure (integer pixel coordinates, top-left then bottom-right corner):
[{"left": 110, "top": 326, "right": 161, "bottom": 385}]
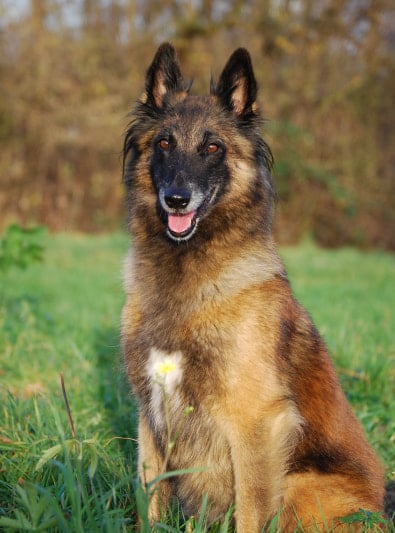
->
[{"left": 121, "top": 43, "right": 384, "bottom": 532}]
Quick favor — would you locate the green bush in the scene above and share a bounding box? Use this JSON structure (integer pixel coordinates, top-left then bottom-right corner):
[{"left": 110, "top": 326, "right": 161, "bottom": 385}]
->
[{"left": 0, "top": 224, "right": 46, "bottom": 273}]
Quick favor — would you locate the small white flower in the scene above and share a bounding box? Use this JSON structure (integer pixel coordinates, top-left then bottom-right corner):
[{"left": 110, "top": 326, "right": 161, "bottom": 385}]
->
[
  {"left": 148, "top": 349, "right": 183, "bottom": 390},
  {"left": 147, "top": 349, "right": 184, "bottom": 430}
]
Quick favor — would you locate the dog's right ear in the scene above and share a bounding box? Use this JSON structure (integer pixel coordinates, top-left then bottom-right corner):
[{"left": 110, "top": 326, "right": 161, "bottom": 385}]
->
[{"left": 144, "top": 43, "right": 184, "bottom": 109}]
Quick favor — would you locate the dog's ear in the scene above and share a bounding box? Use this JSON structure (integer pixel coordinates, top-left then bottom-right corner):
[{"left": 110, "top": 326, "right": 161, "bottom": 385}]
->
[
  {"left": 144, "top": 43, "right": 184, "bottom": 109},
  {"left": 215, "top": 48, "right": 258, "bottom": 117}
]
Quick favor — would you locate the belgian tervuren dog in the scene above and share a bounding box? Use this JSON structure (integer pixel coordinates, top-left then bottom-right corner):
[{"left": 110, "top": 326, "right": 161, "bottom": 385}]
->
[{"left": 121, "top": 43, "right": 384, "bottom": 531}]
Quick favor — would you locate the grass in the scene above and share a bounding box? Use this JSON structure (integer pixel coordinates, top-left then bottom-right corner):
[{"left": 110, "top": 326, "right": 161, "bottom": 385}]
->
[{"left": 0, "top": 232, "right": 394, "bottom": 532}]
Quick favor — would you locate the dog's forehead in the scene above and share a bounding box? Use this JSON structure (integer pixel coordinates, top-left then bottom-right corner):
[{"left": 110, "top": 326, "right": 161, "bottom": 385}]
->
[{"left": 162, "top": 96, "right": 225, "bottom": 148}]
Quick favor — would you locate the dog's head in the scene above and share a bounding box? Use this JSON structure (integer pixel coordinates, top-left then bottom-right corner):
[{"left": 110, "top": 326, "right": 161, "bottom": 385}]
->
[{"left": 124, "top": 43, "right": 273, "bottom": 244}]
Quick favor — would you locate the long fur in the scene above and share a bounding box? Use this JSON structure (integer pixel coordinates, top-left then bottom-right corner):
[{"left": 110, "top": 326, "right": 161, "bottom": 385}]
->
[{"left": 121, "top": 43, "right": 384, "bottom": 532}]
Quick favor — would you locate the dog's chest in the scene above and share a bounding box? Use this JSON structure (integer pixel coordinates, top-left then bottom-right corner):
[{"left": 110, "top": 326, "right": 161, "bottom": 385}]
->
[{"left": 143, "top": 335, "right": 223, "bottom": 433}]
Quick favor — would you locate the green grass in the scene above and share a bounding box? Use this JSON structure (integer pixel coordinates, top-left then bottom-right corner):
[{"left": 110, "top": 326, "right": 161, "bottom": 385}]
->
[{"left": 0, "top": 233, "right": 394, "bottom": 531}]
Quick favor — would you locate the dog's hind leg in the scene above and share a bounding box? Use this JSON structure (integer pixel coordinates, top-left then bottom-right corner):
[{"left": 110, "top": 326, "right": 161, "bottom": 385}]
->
[
  {"left": 280, "top": 471, "right": 385, "bottom": 532},
  {"left": 138, "top": 413, "right": 171, "bottom": 523}
]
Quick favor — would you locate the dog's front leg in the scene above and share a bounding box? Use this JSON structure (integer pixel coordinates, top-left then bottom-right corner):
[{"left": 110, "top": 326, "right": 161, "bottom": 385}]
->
[
  {"left": 222, "top": 401, "right": 302, "bottom": 533},
  {"left": 228, "top": 439, "right": 281, "bottom": 532},
  {"left": 138, "top": 413, "right": 171, "bottom": 523}
]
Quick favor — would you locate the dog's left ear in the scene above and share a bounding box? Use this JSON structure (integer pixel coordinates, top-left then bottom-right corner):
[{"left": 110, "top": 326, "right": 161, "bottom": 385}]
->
[{"left": 215, "top": 48, "right": 258, "bottom": 117}]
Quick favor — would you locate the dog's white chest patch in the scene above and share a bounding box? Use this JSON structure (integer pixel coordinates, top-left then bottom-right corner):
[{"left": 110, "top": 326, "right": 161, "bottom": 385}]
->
[{"left": 146, "top": 348, "right": 184, "bottom": 429}]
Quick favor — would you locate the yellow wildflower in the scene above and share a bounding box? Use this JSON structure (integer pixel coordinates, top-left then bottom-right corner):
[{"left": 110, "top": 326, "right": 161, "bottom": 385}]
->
[{"left": 156, "top": 359, "right": 178, "bottom": 376}]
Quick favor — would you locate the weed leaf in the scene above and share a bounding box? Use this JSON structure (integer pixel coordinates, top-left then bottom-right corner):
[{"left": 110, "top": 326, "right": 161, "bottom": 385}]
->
[{"left": 35, "top": 443, "right": 63, "bottom": 471}]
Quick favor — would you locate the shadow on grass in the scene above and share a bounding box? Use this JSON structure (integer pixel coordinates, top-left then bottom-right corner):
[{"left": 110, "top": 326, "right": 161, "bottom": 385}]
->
[
  {"left": 93, "top": 325, "right": 138, "bottom": 461},
  {"left": 385, "top": 481, "right": 395, "bottom": 525}
]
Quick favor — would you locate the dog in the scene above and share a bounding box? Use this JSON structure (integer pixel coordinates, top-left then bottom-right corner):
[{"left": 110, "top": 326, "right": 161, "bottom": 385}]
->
[{"left": 121, "top": 43, "right": 384, "bottom": 532}]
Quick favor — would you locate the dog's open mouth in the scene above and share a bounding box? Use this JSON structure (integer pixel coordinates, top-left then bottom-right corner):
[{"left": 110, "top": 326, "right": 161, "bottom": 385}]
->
[
  {"left": 163, "top": 187, "right": 218, "bottom": 242},
  {"left": 167, "top": 211, "right": 196, "bottom": 239}
]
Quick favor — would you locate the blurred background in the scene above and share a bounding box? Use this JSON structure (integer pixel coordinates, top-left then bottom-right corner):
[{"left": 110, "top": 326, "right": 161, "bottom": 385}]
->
[{"left": 0, "top": 0, "right": 394, "bottom": 249}]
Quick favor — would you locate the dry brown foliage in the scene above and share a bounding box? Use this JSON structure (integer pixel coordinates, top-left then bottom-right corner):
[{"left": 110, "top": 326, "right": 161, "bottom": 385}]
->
[{"left": 0, "top": 0, "right": 394, "bottom": 248}]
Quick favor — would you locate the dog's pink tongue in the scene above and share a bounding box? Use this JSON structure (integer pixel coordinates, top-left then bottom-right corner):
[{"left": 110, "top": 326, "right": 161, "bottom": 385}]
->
[{"left": 168, "top": 212, "right": 195, "bottom": 234}]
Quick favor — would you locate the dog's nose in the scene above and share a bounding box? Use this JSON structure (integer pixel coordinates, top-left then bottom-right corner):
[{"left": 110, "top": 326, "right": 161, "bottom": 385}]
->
[{"left": 164, "top": 188, "right": 191, "bottom": 209}]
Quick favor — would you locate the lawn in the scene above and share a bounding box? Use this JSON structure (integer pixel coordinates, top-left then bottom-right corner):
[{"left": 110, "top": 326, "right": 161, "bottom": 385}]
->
[{"left": 0, "top": 232, "right": 394, "bottom": 531}]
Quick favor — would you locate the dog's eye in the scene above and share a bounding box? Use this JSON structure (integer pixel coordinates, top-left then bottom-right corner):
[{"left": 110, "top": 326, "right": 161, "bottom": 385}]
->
[
  {"left": 159, "top": 139, "right": 170, "bottom": 151},
  {"left": 206, "top": 143, "right": 219, "bottom": 154}
]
